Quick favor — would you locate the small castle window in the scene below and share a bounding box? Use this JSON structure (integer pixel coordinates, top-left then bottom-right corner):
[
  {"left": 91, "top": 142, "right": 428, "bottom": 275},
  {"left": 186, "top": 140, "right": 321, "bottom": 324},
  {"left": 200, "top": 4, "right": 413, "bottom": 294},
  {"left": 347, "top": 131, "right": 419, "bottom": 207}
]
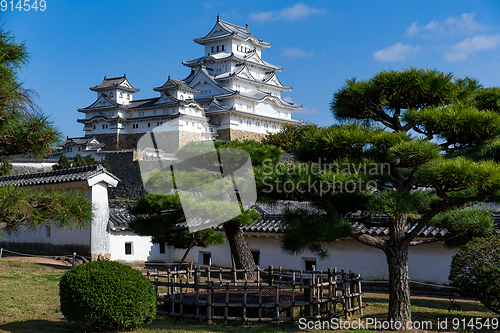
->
[
  {"left": 93, "top": 125, "right": 96, "bottom": 130},
  {"left": 125, "top": 242, "right": 133, "bottom": 255},
  {"left": 148, "top": 123, "right": 150, "bottom": 127},
  {"left": 211, "top": 46, "right": 214, "bottom": 53},
  {"left": 126, "top": 94, "right": 130, "bottom": 100},
  {"left": 202, "top": 252, "right": 211, "bottom": 265},
  {"left": 119, "top": 92, "right": 123, "bottom": 98},
  {"left": 251, "top": 250, "right": 260, "bottom": 265},
  {"left": 222, "top": 45, "right": 225, "bottom": 51},
  {"left": 109, "top": 92, "right": 114, "bottom": 98},
  {"left": 216, "top": 46, "right": 219, "bottom": 52}
]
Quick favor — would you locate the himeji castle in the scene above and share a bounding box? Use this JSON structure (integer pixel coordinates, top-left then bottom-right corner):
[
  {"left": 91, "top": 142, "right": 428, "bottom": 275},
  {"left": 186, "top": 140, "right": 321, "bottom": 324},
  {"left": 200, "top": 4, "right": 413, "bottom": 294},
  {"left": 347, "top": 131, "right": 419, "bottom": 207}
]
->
[{"left": 70, "top": 15, "right": 301, "bottom": 154}]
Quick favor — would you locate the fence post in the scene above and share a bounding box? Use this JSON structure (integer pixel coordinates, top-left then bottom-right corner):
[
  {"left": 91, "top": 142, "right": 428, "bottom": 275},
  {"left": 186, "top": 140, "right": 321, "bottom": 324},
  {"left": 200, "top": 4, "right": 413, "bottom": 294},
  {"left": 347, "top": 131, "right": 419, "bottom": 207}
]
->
[
  {"left": 328, "top": 268, "right": 333, "bottom": 317},
  {"left": 268, "top": 265, "right": 274, "bottom": 285},
  {"left": 0, "top": 248, "right": 3, "bottom": 261},
  {"left": 207, "top": 281, "right": 213, "bottom": 324},
  {"left": 350, "top": 271, "right": 358, "bottom": 312},
  {"left": 72, "top": 252, "right": 76, "bottom": 267},
  {"left": 357, "top": 273, "right": 363, "bottom": 316}
]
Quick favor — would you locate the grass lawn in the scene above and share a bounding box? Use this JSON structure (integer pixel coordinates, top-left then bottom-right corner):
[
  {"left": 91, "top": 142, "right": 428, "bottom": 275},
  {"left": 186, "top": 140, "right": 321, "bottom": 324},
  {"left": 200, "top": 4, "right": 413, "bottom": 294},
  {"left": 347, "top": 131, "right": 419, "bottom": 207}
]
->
[{"left": 0, "top": 259, "right": 497, "bottom": 332}]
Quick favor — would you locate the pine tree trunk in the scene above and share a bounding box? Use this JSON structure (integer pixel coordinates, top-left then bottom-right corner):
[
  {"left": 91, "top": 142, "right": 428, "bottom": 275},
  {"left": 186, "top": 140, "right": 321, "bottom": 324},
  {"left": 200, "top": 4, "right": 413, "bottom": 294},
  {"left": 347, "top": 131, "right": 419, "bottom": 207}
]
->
[
  {"left": 177, "top": 237, "right": 196, "bottom": 269},
  {"left": 223, "top": 220, "right": 256, "bottom": 277},
  {"left": 386, "top": 242, "right": 411, "bottom": 330}
]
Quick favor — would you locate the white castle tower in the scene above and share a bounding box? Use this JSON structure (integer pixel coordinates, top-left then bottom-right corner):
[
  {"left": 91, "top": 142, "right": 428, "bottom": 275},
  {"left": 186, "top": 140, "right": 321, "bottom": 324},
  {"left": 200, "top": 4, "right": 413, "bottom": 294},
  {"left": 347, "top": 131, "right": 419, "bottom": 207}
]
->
[{"left": 73, "top": 16, "right": 301, "bottom": 152}]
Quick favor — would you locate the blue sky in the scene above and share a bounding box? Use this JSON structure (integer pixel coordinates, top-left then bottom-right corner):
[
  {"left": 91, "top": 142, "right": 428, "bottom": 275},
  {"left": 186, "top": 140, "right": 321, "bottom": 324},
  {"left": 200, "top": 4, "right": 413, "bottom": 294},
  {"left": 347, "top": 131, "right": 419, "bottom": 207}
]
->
[{"left": 3, "top": 0, "right": 500, "bottom": 139}]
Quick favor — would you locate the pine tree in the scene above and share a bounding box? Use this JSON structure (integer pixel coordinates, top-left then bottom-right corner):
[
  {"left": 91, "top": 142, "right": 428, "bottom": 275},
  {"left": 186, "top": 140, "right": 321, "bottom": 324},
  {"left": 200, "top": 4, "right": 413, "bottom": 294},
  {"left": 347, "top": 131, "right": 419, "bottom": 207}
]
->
[
  {"left": 131, "top": 140, "right": 281, "bottom": 271},
  {"left": 52, "top": 155, "right": 71, "bottom": 170},
  {"left": 0, "top": 28, "right": 92, "bottom": 237},
  {"left": 128, "top": 193, "right": 226, "bottom": 267},
  {"left": 255, "top": 68, "right": 500, "bottom": 329}
]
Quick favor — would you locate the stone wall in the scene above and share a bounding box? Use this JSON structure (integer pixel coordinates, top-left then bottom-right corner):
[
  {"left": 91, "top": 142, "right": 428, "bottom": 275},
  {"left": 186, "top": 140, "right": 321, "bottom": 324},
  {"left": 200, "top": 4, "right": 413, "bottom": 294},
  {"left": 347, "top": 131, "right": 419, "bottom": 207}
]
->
[
  {"left": 93, "top": 134, "right": 119, "bottom": 150},
  {"left": 117, "top": 133, "right": 144, "bottom": 150},
  {"left": 179, "top": 131, "right": 202, "bottom": 148},
  {"left": 94, "top": 133, "right": 144, "bottom": 150},
  {"left": 105, "top": 152, "right": 145, "bottom": 200},
  {"left": 217, "top": 129, "right": 266, "bottom": 142}
]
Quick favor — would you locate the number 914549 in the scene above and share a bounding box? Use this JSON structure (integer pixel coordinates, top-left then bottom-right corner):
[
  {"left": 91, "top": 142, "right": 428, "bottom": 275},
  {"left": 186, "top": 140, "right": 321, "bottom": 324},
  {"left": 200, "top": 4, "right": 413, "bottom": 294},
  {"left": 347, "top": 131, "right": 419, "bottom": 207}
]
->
[{"left": 1, "top": 0, "right": 46, "bottom": 11}]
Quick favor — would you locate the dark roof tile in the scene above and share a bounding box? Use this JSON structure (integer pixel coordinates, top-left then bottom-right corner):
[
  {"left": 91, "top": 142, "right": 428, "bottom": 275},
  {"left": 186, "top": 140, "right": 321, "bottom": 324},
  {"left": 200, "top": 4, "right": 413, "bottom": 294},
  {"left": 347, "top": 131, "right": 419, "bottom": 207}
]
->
[{"left": 0, "top": 165, "right": 119, "bottom": 187}]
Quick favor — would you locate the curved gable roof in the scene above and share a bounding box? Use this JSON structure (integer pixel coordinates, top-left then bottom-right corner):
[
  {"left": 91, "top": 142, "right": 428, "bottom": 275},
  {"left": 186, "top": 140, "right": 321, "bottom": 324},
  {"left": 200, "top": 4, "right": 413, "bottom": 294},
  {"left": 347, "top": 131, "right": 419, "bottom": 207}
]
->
[
  {"left": 154, "top": 77, "right": 200, "bottom": 93},
  {"left": 0, "top": 165, "right": 120, "bottom": 187},
  {"left": 90, "top": 75, "right": 139, "bottom": 93},
  {"left": 194, "top": 17, "right": 271, "bottom": 49}
]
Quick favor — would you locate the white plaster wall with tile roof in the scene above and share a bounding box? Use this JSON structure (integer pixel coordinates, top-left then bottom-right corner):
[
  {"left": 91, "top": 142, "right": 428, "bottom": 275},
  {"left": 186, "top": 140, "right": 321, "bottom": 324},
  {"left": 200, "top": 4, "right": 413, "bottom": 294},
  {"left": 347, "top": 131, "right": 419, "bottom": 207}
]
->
[{"left": 164, "top": 233, "right": 458, "bottom": 285}]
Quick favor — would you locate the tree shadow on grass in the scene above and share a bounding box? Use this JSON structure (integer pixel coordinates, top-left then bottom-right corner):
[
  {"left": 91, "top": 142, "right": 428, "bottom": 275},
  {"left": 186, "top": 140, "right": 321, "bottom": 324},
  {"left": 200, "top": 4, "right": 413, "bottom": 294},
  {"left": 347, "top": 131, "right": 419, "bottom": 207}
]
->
[
  {"left": 144, "top": 315, "right": 309, "bottom": 333},
  {"left": 0, "top": 319, "right": 84, "bottom": 333},
  {"left": 36, "top": 262, "right": 73, "bottom": 271}
]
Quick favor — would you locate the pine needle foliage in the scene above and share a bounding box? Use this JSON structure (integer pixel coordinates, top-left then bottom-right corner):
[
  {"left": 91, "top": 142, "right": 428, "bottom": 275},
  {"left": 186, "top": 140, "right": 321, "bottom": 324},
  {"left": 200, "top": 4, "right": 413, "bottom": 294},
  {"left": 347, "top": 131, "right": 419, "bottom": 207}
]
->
[
  {"left": 257, "top": 67, "right": 500, "bottom": 325},
  {"left": 0, "top": 28, "right": 92, "bottom": 237},
  {"left": 0, "top": 185, "right": 92, "bottom": 233},
  {"left": 262, "top": 122, "right": 319, "bottom": 153},
  {"left": 128, "top": 193, "right": 225, "bottom": 248}
]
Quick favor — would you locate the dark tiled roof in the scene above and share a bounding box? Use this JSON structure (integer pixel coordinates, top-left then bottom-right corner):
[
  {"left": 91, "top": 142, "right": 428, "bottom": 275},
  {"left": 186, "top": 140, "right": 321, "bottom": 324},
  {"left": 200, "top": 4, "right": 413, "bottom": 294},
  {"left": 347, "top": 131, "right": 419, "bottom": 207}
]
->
[
  {"left": 182, "top": 52, "right": 282, "bottom": 71},
  {"left": 0, "top": 165, "right": 119, "bottom": 186},
  {"left": 154, "top": 77, "right": 200, "bottom": 93},
  {"left": 194, "top": 19, "right": 271, "bottom": 48},
  {"left": 108, "top": 202, "right": 454, "bottom": 238},
  {"left": 63, "top": 136, "right": 104, "bottom": 147},
  {"left": 90, "top": 75, "right": 139, "bottom": 93},
  {"left": 109, "top": 208, "right": 133, "bottom": 230}
]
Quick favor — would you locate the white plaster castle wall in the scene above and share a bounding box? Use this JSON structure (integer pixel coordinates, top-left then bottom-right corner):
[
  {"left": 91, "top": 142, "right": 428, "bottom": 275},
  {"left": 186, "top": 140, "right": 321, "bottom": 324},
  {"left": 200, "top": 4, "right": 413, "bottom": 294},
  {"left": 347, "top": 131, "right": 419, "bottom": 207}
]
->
[
  {"left": 109, "top": 231, "right": 159, "bottom": 261},
  {"left": 165, "top": 235, "right": 458, "bottom": 284},
  {"left": 90, "top": 182, "right": 111, "bottom": 258},
  {"left": 2, "top": 224, "right": 91, "bottom": 247}
]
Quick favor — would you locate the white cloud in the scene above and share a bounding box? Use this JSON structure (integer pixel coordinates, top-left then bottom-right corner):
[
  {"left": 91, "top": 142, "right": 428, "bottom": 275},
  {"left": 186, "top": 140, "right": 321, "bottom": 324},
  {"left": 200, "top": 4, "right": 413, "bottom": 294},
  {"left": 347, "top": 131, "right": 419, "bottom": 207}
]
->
[
  {"left": 444, "top": 34, "right": 500, "bottom": 62},
  {"left": 295, "top": 106, "right": 319, "bottom": 115},
  {"left": 406, "top": 13, "right": 487, "bottom": 38},
  {"left": 283, "top": 96, "right": 294, "bottom": 103},
  {"left": 250, "top": 3, "right": 320, "bottom": 22},
  {"left": 373, "top": 43, "right": 420, "bottom": 62},
  {"left": 283, "top": 47, "right": 314, "bottom": 58}
]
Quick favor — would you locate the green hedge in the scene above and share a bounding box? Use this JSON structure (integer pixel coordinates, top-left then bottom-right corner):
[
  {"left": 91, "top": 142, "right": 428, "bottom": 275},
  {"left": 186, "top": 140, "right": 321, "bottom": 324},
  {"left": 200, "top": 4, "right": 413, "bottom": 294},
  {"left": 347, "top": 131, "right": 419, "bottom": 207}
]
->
[
  {"left": 59, "top": 261, "right": 156, "bottom": 330},
  {"left": 449, "top": 235, "right": 500, "bottom": 314}
]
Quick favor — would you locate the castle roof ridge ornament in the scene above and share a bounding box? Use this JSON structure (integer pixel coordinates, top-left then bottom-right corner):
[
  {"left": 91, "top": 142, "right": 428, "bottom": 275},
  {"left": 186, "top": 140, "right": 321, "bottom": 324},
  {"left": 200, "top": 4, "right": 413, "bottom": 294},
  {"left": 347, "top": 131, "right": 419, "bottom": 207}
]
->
[{"left": 217, "top": 13, "right": 220, "bottom": 22}]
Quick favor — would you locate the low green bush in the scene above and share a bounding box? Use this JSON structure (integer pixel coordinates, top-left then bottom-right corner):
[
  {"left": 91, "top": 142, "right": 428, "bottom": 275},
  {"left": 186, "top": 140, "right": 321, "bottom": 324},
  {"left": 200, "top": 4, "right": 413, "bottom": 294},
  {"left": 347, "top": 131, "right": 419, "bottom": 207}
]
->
[
  {"left": 59, "top": 260, "right": 156, "bottom": 330},
  {"left": 449, "top": 234, "right": 500, "bottom": 314}
]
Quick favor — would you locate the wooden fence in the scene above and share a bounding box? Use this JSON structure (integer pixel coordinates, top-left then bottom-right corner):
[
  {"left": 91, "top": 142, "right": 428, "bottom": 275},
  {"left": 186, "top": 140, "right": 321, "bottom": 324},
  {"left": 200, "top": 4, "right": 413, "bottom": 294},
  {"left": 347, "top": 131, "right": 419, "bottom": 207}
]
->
[{"left": 143, "top": 265, "right": 362, "bottom": 324}]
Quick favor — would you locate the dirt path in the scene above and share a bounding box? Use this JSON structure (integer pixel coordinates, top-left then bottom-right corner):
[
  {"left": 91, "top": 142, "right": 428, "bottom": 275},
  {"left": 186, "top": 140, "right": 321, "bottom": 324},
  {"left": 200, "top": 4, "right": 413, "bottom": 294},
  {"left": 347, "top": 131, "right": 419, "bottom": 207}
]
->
[{"left": 0, "top": 254, "right": 73, "bottom": 267}]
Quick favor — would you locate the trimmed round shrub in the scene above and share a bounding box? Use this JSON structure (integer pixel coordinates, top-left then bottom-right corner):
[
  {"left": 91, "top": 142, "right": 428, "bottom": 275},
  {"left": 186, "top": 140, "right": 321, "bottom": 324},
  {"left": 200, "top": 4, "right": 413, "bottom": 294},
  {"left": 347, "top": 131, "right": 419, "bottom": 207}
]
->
[
  {"left": 59, "top": 261, "right": 156, "bottom": 330},
  {"left": 449, "top": 235, "right": 500, "bottom": 314}
]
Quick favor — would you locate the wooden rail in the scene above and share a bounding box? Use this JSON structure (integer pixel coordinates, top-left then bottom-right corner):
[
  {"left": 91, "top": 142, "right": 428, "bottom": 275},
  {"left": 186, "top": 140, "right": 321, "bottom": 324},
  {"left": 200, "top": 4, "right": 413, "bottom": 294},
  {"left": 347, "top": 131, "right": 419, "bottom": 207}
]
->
[{"left": 143, "top": 265, "right": 362, "bottom": 324}]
